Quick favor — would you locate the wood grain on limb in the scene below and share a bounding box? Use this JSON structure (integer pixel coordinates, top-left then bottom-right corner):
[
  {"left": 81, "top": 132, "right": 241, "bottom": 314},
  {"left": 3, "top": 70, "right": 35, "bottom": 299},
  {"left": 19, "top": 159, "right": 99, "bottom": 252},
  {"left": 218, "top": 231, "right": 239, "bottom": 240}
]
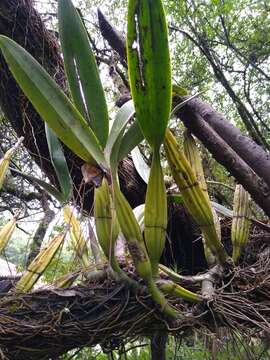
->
[
  {"left": 1, "top": 247, "right": 270, "bottom": 360},
  {"left": 175, "top": 105, "right": 270, "bottom": 216},
  {"left": 181, "top": 96, "right": 270, "bottom": 189}
]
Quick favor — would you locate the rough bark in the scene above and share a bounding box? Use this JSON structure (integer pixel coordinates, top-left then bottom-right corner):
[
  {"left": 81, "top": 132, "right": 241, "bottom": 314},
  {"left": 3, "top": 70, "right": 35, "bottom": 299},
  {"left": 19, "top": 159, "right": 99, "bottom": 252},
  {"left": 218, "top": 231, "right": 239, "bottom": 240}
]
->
[
  {"left": 97, "top": 9, "right": 127, "bottom": 65},
  {"left": 0, "top": 282, "right": 180, "bottom": 359},
  {"left": 0, "top": 0, "right": 65, "bottom": 188},
  {"left": 0, "top": 245, "right": 269, "bottom": 360}
]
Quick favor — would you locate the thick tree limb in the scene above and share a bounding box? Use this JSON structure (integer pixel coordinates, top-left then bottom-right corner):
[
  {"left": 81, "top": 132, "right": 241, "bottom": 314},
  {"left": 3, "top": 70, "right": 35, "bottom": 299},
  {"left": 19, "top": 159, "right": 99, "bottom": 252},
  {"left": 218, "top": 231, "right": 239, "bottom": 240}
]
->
[
  {"left": 0, "top": 282, "right": 189, "bottom": 359},
  {"left": 182, "top": 97, "right": 270, "bottom": 189},
  {"left": 0, "top": 248, "right": 269, "bottom": 360},
  {"left": 175, "top": 102, "right": 270, "bottom": 216}
]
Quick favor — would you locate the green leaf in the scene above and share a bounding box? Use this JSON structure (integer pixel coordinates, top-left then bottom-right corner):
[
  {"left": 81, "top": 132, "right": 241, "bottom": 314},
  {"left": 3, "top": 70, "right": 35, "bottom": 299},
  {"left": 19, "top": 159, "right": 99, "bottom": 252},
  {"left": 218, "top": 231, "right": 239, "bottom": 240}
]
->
[
  {"left": 45, "top": 124, "right": 72, "bottom": 202},
  {"left": 127, "top": 0, "right": 171, "bottom": 148},
  {"left": 10, "top": 167, "right": 65, "bottom": 203},
  {"left": 105, "top": 100, "right": 135, "bottom": 172},
  {"left": 58, "top": 0, "right": 109, "bottom": 148},
  {"left": 0, "top": 35, "right": 107, "bottom": 169},
  {"left": 118, "top": 115, "right": 144, "bottom": 161}
]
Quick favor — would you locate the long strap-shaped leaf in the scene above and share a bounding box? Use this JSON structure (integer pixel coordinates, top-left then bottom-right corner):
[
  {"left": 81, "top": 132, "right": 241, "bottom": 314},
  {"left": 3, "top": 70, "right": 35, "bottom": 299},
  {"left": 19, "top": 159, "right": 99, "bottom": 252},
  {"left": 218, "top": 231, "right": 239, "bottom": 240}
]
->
[
  {"left": 127, "top": 0, "right": 171, "bottom": 148},
  {"left": 118, "top": 119, "right": 143, "bottom": 161},
  {"left": 105, "top": 100, "right": 135, "bottom": 170},
  {"left": 0, "top": 36, "right": 107, "bottom": 169},
  {"left": 58, "top": 0, "right": 109, "bottom": 148},
  {"left": 45, "top": 125, "right": 72, "bottom": 203}
]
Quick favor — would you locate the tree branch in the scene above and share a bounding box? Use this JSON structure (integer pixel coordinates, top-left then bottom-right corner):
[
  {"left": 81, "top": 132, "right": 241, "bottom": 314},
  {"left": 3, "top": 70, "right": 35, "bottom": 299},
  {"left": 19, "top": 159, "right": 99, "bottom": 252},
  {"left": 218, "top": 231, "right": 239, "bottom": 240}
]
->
[
  {"left": 1, "top": 184, "right": 43, "bottom": 202},
  {"left": 97, "top": 9, "right": 127, "bottom": 66},
  {"left": 175, "top": 101, "right": 270, "bottom": 216},
  {"left": 180, "top": 96, "right": 270, "bottom": 190}
]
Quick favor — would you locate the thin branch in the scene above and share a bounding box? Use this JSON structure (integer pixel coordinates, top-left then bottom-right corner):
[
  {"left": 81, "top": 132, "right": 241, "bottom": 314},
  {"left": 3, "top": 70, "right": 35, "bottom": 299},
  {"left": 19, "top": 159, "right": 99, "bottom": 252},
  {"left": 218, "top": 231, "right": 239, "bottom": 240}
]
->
[
  {"left": 219, "top": 14, "right": 270, "bottom": 82},
  {"left": 170, "top": 24, "right": 269, "bottom": 150},
  {"left": 1, "top": 184, "right": 43, "bottom": 202}
]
